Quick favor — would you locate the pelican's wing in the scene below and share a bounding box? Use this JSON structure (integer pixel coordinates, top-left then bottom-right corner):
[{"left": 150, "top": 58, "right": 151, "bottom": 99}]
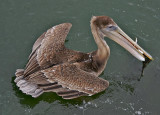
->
[
  {"left": 17, "top": 63, "right": 109, "bottom": 99},
  {"left": 28, "top": 32, "right": 46, "bottom": 60},
  {"left": 24, "top": 23, "right": 72, "bottom": 76}
]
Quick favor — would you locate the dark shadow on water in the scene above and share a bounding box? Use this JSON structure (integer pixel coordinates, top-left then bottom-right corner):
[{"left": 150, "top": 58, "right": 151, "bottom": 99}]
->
[
  {"left": 138, "top": 58, "right": 152, "bottom": 81},
  {"left": 105, "top": 59, "right": 153, "bottom": 96},
  {"left": 11, "top": 77, "right": 105, "bottom": 108},
  {"left": 65, "top": 39, "right": 69, "bottom": 43}
]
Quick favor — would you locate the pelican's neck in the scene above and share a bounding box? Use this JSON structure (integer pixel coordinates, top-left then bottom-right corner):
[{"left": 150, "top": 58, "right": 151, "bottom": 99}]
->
[
  {"left": 90, "top": 20, "right": 110, "bottom": 75},
  {"left": 90, "top": 21, "right": 110, "bottom": 60}
]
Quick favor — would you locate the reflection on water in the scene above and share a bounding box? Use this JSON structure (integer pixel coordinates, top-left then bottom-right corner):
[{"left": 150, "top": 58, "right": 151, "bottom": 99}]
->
[
  {"left": 12, "top": 70, "right": 140, "bottom": 108},
  {"left": 11, "top": 60, "right": 152, "bottom": 114},
  {"left": 139, "top": 58, "right": 152, "bottom": 80},
  {"left": 11, "top": 51, "right": 151, "bottom": 109},
  {"left": 11, "top": 77, "right": 104, "bottom": 108}
]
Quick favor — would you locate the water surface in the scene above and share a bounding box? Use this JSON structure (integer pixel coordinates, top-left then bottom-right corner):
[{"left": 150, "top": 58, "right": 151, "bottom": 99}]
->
[{"left": 0, "top": 0, "right": 160, "bottom": 115}]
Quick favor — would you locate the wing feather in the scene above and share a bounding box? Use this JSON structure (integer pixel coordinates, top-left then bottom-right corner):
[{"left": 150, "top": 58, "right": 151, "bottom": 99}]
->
[
  {"left": 24, "top": 23, "right": 72, "bottom": 76},
  {"left": 28, "top": 32, "right": 46, "bottom": 60},
  {"left": 42, "top": 63, "right": 109, "bottom": 97},
  {"left": 16, "top": 62, "right": 109, "bottom": 99}
]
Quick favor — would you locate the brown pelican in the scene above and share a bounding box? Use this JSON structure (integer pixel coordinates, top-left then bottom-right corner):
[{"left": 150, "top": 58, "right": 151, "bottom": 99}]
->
[{"left": 14, "top": 16, "right": 153, "bottom": 99}]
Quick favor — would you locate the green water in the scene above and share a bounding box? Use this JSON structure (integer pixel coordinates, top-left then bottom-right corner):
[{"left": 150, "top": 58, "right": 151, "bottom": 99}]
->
[{"left": 0, "top": 0, "right": 160, "bottom": 114}]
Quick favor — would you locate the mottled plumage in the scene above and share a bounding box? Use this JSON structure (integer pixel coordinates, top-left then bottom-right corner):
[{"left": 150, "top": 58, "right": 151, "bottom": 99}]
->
[
  {"left": 15, "top": 16, "right": 152, "bottom": 99},
  {"left": 15, "top": 20, "right": 109, "bottom": 99}
]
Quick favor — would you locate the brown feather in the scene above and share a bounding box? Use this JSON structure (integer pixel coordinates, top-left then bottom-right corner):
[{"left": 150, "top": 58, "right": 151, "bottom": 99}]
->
[
  {"left": 28, "top": 32, "right": 46, "bottom": 60},
  {"left": 42, "top": 63, "right": 109, "bottom": 96},
  {"left": 62, "top": 92, "right": 88, "bottom": 99},
  {"left": 24, "top": 23, "right": 73, "bottom": 76},
  {"left": 16, "top": 60, "right": 109, "bottom": 99},
  {"left": 15, "top": 17, "right": 113, "bottom": 99}
]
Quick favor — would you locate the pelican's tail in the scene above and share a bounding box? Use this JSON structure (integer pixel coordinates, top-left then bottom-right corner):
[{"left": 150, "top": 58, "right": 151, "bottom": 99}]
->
[
  {"left": 15, "top": 69, "right": 24, "bottom": 76},
  {"left": 14, "top": 69, "right": 24, "bottom": 82},
  {"left": 14, "top": 69, "right": 44, "bottom": 97}
]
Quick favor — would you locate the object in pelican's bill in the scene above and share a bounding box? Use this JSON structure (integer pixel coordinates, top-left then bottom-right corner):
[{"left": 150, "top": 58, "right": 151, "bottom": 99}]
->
[{"left": 14, "top": 16, "right": 153, "bottom": 99}]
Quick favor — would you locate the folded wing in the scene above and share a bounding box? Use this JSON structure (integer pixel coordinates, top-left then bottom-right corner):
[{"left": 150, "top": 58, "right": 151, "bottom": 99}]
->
[{"left": 17, "top": 63, "right": 109, "bottom": 99}]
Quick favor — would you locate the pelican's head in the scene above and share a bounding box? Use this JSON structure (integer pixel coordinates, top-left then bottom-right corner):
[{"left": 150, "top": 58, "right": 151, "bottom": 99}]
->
[{"left": 91, "top": 16, "right": 153, "bottom": 61}]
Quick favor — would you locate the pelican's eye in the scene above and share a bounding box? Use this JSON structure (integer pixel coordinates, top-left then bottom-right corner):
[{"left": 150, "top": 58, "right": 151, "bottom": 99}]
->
[{"left": 106, "top": 25, "right": 117, "bottom": 31}]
